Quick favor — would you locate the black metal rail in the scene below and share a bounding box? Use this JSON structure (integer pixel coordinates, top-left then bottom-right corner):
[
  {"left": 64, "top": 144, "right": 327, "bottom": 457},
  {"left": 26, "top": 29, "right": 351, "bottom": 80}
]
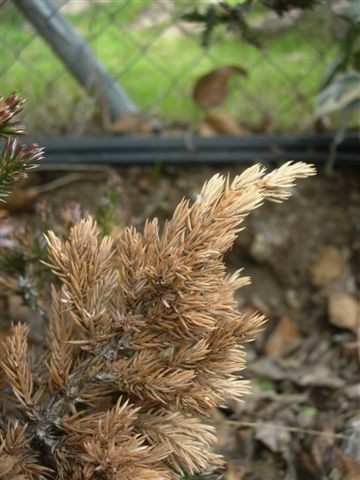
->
[{"left": 26, "top": 134, "right": 360, "bottom": 166}]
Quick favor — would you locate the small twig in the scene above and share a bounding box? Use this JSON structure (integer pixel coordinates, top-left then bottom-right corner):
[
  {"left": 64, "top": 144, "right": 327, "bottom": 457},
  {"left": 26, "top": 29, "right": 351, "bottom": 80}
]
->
[
  {"left": 34, "top": 173, "right": 108, "bottom": 195},
  {"left": 223, "top": 419, "right": 349, "bottom": 439},
  {"left": 37, "top": 163, "right": 118, "bottom": 175}
]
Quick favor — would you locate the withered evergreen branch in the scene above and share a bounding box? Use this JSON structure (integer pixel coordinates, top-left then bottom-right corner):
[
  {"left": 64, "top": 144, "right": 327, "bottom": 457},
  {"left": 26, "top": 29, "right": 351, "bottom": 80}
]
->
[
  {"left": 0, "top": 323, "right": 40, "bottom": 412},
  {"left": 0, "top": 92, "right": 26, "bottom": 137},
  {"left": 0, "top": 93, "right": 43, "bottom": 200},
  {"left": 0, "top": 162, "right": 315, "bottom": 479},
  {"left": 0, "top": 421, "right": 53, "bottom": 479}
]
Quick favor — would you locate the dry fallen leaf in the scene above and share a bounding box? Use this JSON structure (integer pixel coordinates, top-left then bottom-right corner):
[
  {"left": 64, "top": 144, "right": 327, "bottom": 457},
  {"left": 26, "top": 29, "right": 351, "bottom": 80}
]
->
[
  {"left": 249, "top": 358, "right": 345, "bottom": 388},
  {"left": 331, "top": 448, "right": 360, "bottom": 480},
  {"left": 310, "top": 246, "right": 345, "bottom": 287},
  {"left": 254, "top": 422, "right": 291, "bottom": 453},
  {"left": 311, "top": 431, "right": 336, "bottom": 475},
  {"left": 193, "top": 65, "right": 247, "bottom": 109},
  {"left": 264, "top": 316, "right": 301, "bottom": 359},
  {"left": 198, "top": 120, "right": 218, "bottom": 137},
  {"left": 328, "top": 291, "right": 360, "bottom": 333},
  {"left": 199, "top": 111, "right": 248, "bottom": 136},
  {"left": 110, "top": 113, "right": 152, "bottom": 134}
]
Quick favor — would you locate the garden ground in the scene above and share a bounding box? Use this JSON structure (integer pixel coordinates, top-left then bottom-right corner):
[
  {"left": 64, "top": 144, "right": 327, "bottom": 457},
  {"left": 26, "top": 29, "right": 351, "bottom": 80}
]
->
[{"left": 1, "top": 162, "right": 359, "bottom": 479}]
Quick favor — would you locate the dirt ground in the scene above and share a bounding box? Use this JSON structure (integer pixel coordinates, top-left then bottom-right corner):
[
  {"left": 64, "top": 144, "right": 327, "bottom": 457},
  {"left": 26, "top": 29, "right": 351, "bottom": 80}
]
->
[{"left": 1, "top": 163, "right": 360, "bottom": 480}]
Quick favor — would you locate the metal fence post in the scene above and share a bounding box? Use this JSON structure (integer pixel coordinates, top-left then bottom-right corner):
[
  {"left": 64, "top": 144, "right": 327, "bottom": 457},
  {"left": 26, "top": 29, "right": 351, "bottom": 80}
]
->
[{"left": 13, "top": 0, "right": 138, "bottom": 121}]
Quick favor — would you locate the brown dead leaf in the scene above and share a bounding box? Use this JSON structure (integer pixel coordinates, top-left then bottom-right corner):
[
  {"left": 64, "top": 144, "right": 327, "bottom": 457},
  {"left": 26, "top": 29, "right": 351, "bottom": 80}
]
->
[
  {"left": 310, "top": 432, "right": 336, "bottom": 475},
  {"left": 198, "top": 120, "right": 218, "bottom": 137},
  {"left": 110, "top": 113, "right": 152, "bottom": 135},
  {"left": 249, "top": 357, "right": 345, "bottom": 388},
  {"left": 264, "top": 316, "right": 301, "bottom": 358},
  {"left": 332, "top": 449, "right": 360, "bottom": 480},
  {"left": 300, "top": 450, "right": 323, "bottom": 478},
  {"left": 310, "top": 246, "right": 345, "bottom": 287},
  {"left": 199, "top": 111, "right": 248, "bottom": 136},
  {"left": 254, "top": 422, "right": 291, "bottom": 453},
  {"left": 193, "top": 65, "right": 247, "bottom": 109},
  {"left": 344, "top": 384, "right": 360, "bottom": 400},
  {"left": 328, "top": 291, "right": 360, "bottom": 333}
]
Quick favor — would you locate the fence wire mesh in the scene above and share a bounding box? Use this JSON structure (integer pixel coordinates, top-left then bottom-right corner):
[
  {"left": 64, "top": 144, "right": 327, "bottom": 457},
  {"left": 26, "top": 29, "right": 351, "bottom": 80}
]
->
[{"left": 1, "top": 0, "right": 339, "bottom": 137}]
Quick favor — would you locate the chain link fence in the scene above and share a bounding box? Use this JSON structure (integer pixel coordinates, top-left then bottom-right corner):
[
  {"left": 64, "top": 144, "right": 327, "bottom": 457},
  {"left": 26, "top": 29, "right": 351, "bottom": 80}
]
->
[{"left": 1, "top": 0, "right": 339, "bottom": 137}]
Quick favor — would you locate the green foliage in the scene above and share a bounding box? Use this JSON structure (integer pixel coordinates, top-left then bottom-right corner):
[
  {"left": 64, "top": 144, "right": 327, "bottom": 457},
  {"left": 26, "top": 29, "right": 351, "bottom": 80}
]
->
[
  {"left": 320, "top": 3, "right": 360, "bottom": 89},
  {"left": 0, "top": 139, "right": 42, "bottom": 200},
  {"left": 150, "top": 159, "right": 163, "bottom": 186},
  {"left": 300, "top": 404, "right": 317, "bottom": 420},
  {"left": 182, "top": 1, "right": 260, "bottom": 48},
  {"left": 182, "top": 0, "right": 318, "bottom": 47},
  {"left": 259, "top": 378, "right": 274, "bottom": 391},
  {"left": 262, "top": 0, "right": 318, "bottom": 15}
]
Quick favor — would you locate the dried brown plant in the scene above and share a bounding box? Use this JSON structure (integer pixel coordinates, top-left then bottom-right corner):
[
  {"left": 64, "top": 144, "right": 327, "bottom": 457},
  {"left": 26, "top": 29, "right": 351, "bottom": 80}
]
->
[
  {"left": 0, "top": 162, "right": 315, "bottom": 479},
  {"left": 0, "top": 92, "right": 43, "bottom": 201}
]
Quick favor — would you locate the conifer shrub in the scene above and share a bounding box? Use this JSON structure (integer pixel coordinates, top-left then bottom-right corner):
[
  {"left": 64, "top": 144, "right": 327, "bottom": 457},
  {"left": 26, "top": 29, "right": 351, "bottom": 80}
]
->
[
  {"left": 0, "top": 92, "right": 42, "bottom": 200},
  {"left": 0, "top": 93, "right": 316, "bottom": 479}
]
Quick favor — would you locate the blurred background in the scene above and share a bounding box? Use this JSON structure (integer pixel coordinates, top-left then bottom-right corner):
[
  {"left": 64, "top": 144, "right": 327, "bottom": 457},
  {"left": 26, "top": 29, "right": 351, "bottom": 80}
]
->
[
  {"left": 1, "top": 1, "right": 360, "bottom": 479},
  {"left": 2, "top": 0, "right": 359, "bottom": 136}
]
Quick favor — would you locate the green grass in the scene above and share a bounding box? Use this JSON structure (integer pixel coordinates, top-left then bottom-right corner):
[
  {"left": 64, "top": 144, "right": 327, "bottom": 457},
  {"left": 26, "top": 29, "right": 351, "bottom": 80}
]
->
[{"left": 1, "top": 1, "right": 336, "bottom": 135}]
